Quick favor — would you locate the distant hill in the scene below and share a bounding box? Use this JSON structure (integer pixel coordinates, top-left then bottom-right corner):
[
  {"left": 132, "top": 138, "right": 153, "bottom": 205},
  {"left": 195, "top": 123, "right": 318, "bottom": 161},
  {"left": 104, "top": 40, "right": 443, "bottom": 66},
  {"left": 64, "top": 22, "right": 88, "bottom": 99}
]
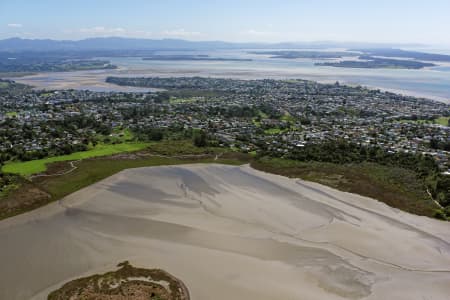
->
[
  {"left": 0, "top": 37, "right": 241, "bottom": 51},
  {"left": 0, "top": 37, "right": 423, "bottom": 52}
]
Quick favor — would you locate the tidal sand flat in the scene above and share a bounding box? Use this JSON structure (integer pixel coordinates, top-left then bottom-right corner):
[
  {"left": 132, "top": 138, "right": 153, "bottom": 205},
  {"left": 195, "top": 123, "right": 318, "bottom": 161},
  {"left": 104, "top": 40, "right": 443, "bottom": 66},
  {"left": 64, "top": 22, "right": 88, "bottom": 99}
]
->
[{"left": 0, "top": 164, "right": 449, "bottom": 300}]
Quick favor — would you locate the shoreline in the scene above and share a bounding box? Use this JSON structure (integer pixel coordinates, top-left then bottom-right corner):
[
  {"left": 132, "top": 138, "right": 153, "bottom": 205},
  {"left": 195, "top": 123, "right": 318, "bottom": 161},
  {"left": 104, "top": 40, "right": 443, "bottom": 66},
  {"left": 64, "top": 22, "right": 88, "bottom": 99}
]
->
[
  {"left": 3, "top": 66, "right": 449, "bottom": 103},
  {"left": 0, "top": 162, "right": 447, "bottom": 229}
]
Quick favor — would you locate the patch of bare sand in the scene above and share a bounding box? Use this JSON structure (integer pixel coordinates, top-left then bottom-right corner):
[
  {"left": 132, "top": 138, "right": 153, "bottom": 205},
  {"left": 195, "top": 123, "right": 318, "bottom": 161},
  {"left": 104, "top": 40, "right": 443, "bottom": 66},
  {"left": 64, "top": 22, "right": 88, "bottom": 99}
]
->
[{"left": 0, "top": 164, "right": 449, "bottom": 300}]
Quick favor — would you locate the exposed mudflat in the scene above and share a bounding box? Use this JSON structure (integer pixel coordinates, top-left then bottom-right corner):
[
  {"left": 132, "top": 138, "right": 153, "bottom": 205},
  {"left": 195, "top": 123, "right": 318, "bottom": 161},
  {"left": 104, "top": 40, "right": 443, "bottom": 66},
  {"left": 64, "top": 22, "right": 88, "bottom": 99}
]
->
[{"left": 0, "top": 164, "right": 449, "bottom": 300}]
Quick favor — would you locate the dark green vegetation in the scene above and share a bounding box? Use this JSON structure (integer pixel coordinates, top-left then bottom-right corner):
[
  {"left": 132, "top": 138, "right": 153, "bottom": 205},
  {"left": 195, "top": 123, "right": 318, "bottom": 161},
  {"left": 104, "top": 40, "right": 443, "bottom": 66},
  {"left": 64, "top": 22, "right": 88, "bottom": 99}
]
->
[
  {"left": 0, "top": 173, "right": 18, "bottom": 198},
  {"left": 248, "top": 50, "right": 354, "bottom": 59},
  {"left": 143, "top": 55, "right": 251, "bottom": 61},
  {"left": 252, "top": 159, "right": 436, "bottom": 217},
  {"left": 0, "top": 51, "right": 116, "bottom": 73},
  {"left": 316, "top": 57, "right": 435, "bottom": 69},
  {"left": 0, "top": 78, "right": 29, "bottom": 92},
  {"left": 257, "top": 141, "right": 450, "bottom": 219},
  {"left": 48, "top": 261, "right": 189, "bottom": 300}
]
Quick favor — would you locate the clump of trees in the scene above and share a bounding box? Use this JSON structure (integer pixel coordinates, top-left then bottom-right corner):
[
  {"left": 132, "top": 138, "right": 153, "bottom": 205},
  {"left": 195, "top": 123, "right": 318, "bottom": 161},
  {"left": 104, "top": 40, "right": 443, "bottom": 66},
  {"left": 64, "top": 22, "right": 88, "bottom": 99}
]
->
[
  {"left": 429, "top": 138, "right": 450, "bottom": 151},
  {"left": 131, "top": 126, "right": 211, "bottom": 148},
  {"left": 0, "top": 159, "right": 16, "bottom": 197},
  {"left": 0, "top": 115, "right": 111, "bottom": 162},
  {"left": 193, "top": 130, "right": 208, "bottom": 147}
]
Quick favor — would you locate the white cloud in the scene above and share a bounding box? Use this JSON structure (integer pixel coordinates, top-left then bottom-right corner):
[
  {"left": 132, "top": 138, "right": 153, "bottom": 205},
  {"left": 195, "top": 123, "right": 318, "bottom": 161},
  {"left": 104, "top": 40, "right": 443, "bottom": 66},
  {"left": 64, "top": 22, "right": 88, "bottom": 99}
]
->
[
  {"left": 63, "top": 26, "right": 202, "bottom": 40},
  {"left": 240, "top": 29, "right": 276, "bottom": 37},
  {"left": 161, "top": 28, "right": 201, "bottom": 38},
  {"left": 239, "top": 29, "right": 280, "bottom": 39},
  {"left": 7, "top": 23, "right": 23, "bottom": 28},
  {"left": 237, "top": 28, "right": 307, "bottom": 42},
  {"left": 79, "top": 26, "right": 126, "bottom": 35},
  {"left": 134, "top": 30, "right": 153, "bottom": 36}
]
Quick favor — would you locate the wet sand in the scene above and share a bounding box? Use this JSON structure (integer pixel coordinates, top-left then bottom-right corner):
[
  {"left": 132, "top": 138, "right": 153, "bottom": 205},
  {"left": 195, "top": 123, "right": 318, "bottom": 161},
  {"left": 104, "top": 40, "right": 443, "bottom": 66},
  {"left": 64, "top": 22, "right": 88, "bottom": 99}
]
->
[
  {"left": 7, "top": 68, "right": 162, "bottom": 93},
  {"left": 0, "top": 164, "right": 449, "bottom": 299}
]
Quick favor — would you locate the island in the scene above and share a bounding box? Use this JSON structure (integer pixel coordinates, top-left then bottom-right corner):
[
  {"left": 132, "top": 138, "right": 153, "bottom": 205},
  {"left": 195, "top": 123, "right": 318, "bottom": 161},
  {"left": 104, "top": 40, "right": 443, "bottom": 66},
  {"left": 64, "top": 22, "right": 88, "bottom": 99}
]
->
[
  {"left": 316, "top": 56, "right": 436, "bottom": 69},
  {"left": 248, "top": 50, "right": 355, "bottom": 59},
  {"left": 351, "top": 48, "right": 450, "bottom": 62},
  {"left": 0, "top": 51, "right": 119, "bottom": 73},
  {"left": 251, "top": 48, "right": 447, "bottom": 69},
  {"left": 48, "top": 261, "right": 190, "bottom": 300},
  {"left": 0, "top": 57, "right": 117, "bottom": 73},
  {"left": 142, "top": 55, "right": 252, "bottom": 61}
]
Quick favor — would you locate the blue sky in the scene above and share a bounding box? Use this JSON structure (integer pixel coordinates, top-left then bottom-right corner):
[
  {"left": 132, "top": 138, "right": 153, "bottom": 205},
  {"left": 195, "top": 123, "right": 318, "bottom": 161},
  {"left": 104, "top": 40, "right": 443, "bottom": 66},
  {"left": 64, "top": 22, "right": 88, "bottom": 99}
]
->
[{"left": 1, "top": 0, "right": 449, "bottom": 45}]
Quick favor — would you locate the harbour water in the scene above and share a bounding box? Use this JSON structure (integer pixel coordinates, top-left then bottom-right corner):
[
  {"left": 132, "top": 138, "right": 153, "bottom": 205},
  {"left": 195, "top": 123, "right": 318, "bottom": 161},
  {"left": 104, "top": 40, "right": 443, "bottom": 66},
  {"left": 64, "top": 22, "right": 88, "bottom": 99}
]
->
[{"left": 10, "top": 49, "right": 450, "bottom": 102}]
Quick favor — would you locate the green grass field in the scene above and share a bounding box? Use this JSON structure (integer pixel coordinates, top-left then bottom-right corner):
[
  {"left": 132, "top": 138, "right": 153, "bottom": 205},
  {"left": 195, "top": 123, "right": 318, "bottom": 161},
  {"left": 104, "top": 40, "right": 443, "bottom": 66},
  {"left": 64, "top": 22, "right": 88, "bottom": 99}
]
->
[
  {"left": 263, "top": 127, "right": 294, "bottom": 135},
  {"left": 280, "top": 113, "right": 295, "bottom": 122},
  {"left": 5, "top": 112, "right": 18, "bottom": 117},
  {"left": 264, "top": 128, "right": 285, "bottom": 134},
  {"left": 169, "top": 97, "right": 197, "bottom": 104},
  {"left": 435, "top": 116, "right": 450, "bottom": 126},
  {"left": 2, "top": 142, "right": 150, "bottom": 176},
  {"left": 397, "top": 116, "right": 449, "bottom": 126}
]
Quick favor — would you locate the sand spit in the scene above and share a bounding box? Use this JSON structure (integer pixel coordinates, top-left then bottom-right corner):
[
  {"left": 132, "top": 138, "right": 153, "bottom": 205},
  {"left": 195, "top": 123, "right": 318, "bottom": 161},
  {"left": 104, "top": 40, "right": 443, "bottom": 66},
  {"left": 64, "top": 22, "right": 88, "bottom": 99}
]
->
[{"left": 0, "top": 164, "right": 449, "bottom": 300}]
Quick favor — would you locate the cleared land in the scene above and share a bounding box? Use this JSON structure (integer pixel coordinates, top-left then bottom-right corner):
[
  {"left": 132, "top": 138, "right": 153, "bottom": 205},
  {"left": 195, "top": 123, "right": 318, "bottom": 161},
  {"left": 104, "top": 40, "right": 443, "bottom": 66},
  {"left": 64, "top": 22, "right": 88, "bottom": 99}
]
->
[{"left": 0, "top": 164, "right": 449, "bottom": 300}]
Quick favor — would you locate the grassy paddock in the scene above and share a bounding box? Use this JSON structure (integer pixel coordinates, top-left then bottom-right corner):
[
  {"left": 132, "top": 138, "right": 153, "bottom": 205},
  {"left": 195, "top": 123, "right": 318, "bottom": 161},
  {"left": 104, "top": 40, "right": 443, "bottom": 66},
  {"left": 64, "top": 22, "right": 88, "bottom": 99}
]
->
[
  {"left": 435, "top": 116, "right": 450, "bottom": 126},
  {"left": 5, "top": 111, "right": 18, "bottom": 117},
  {"left": 264, "top": 128, "right": 288, "bottom": 135},
  {"left": 2, "top": 142, "right": 150, "bottom": 176},
  {"left": 397, "top": 116, "right": 449, "bottom": 126}
]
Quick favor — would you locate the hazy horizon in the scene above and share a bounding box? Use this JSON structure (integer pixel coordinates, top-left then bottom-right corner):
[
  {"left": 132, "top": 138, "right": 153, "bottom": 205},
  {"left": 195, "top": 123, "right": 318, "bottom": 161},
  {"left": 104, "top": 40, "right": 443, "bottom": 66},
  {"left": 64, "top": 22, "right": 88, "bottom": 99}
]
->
[{"left": 1, "top": 0, "right": 450, "bottom": 47}]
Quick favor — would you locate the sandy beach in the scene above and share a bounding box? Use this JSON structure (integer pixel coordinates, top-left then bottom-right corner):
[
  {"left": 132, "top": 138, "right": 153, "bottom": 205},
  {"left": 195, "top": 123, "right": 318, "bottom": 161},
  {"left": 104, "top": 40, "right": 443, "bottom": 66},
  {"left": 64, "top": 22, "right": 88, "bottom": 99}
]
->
[{"left": 0, "top": 164, "right": 449, "bottom": 299}]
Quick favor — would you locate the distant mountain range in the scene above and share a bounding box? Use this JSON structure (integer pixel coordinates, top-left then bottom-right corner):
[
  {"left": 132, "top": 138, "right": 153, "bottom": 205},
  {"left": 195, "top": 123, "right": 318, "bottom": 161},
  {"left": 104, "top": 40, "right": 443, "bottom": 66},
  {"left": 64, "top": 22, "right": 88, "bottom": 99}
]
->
[{"left": 0, "top": 37, "right": 423, "bottom": 52}]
